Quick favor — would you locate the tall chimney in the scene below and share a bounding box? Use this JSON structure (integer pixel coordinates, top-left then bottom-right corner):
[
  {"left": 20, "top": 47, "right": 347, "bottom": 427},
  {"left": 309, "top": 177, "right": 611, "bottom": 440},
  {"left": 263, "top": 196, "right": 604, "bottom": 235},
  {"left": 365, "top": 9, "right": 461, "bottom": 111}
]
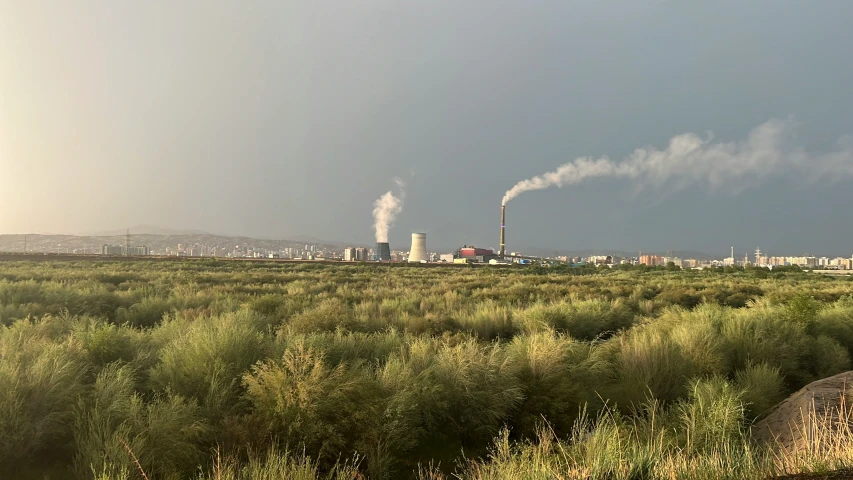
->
[{"left": 499, "top": 205, "right": 506, "bottom": 257}]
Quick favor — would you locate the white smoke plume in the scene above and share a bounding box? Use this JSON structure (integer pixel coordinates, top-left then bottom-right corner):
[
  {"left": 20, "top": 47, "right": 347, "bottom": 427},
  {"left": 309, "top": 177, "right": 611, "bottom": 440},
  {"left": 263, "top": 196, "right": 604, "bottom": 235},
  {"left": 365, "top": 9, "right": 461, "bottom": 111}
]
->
[
  {"left": 502, "top": 118, "right": 853, "bottom": 206},
  {"left": 373, "top": 177, "right": 405, "bottom": 243}
]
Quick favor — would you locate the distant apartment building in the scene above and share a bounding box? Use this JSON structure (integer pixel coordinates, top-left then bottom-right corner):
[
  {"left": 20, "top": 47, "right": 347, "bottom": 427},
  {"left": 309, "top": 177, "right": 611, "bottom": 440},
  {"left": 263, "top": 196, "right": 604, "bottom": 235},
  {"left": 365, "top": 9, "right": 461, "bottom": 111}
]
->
[
  {"left": 682, "top": 258, "right": 700, "bottom": 269},
  {"left": 101, "top": 244, "right": 123, "bottom": 255},
  {"left": 662, "top": 256, "right": 683, "bottom": 267},
  {"left": 101, "top": 244, "right": 149, "bottom": 256},
  {"left": 775, "top": 256, "right": 817, "bottom": 268},
  {"left": 799, "top": 257, "right": 818, "bottom": 268},
  {"left": 639, "top": 254, "right": 664, "bottom": 266},
  {"left": 355, "top": 247, "right": 369, "bottom": 262},
  {"left": 769, "top": 256, "right": 787, "bottom": 267},
  {"left": 825, "top": 257, "right": 853, "bottom": 270},
  {"left": 343, "top": 248, "right": 357, "bottom": 262}
]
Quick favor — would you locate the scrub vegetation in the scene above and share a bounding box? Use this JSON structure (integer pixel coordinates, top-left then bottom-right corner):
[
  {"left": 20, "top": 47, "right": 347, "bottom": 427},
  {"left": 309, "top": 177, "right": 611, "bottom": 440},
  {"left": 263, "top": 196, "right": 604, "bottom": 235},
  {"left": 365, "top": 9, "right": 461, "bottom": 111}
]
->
[{"left": 1, "top": 259, "right": 853, "bottom": 479}]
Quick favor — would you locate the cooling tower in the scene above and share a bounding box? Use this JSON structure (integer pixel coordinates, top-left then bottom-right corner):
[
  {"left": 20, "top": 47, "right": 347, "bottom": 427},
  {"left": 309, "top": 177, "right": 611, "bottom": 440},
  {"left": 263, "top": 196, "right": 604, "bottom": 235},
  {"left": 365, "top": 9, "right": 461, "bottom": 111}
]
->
[
  {"left": 408, "top": 233, "right": 428, "bottom": 263},
  {"left": 499, "top": 205, "right": 506, "bottom": 257},
  {"left": 375, "top": 242, "right": 391, "bottom": 261}
]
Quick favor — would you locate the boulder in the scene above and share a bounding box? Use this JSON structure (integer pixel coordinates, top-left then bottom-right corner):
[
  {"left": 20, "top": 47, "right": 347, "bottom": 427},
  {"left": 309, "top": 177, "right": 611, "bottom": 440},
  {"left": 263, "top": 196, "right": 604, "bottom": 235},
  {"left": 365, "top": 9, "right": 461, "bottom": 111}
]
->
[{"left": 752, "top": 371, "right": 853, "bottom": 453}]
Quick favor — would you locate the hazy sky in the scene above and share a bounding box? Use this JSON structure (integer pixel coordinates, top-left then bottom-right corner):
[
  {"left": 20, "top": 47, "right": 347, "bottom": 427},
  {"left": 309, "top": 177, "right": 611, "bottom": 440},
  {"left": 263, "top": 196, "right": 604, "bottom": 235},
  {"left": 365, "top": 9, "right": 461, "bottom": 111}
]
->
[{"left": 2, "top": 1, "right": 852, "bottom": 255}]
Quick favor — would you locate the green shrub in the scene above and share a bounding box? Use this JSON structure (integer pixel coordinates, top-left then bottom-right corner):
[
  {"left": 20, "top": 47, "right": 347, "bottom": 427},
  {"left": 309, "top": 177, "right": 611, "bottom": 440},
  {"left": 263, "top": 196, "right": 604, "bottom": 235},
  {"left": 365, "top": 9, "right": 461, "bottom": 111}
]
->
[
  {"left": 506, "top": 333, "right": 594, "bottom": 436},
  {"left": 286, "top": 299, "right": 357, "bottom": 334},
  {"left": 0, "top": 320, "right": 88, "bottom": 469},
  {"left": 657, "top": 288, "right": 702, "bottom": 309},
  {"left": 734, "top": 363, "right": 784, "bottom": 420},
  {"left": 785, "top": 293, "right": 821, "bottom": 332},
  {"left": 814, "top": 301, "right": 853, "bottom": 358},
  {"left": 0, "top": 259, "right": 852, "bottom": 479},
  {"left": 615, "top": 326, "right": 694, "bottom": 406},
  {"left": 430, "top": 339, "right": 524, "bottom": 445},
  {"left": 723, "top": 293, "right": 749, "bottom": 308},
  {"left": 519, "top": 299, "right": 634, "bottom": 340},
  {"left": 115, "top": 297, "right": 171, "bottom": 328},
  {"left": 456, "top": 302, "right": 516, "bottom": 340},
  {"left": 149, "top": 310, "right": 268, "bottom": 415},
  {"left": 295, "top": 329, "right": 404, "bottom": 366},
  {"left": 248, "top": 294, "right": 283, "bottom": 317},
  {"left": 201, "top": 447, "right": 361, "bottom": 480},
  {"left": 666, "top": 304, "right": 731, "bottom": 376},
  {"left": 677, "top": 376, "right": 746, "bottom": 454},
  {"left": 74, "top": 364, "right": 209, "bottom": 479},
  {"left": 806, "top": 335, "right": 851, "bottom": 381},
  {"left": 243, "top": 341, "right": 382, "bottom": 463},
  {"left": 0, "top": 303, "right": 30, "bottom": 326},
  {"left": 73, "top": 318, "right": 139, "bottom": 366},
  {"left": 721, "top": 308, "right": 809, "bottom": 387}
]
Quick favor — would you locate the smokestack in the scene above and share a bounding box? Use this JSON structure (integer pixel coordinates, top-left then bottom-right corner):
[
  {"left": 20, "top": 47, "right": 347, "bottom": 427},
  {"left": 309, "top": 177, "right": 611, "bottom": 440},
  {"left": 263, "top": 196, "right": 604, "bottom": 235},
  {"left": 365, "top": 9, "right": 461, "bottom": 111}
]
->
[{"left": 499, "top": 205, "right": 506, "bottom": 257}]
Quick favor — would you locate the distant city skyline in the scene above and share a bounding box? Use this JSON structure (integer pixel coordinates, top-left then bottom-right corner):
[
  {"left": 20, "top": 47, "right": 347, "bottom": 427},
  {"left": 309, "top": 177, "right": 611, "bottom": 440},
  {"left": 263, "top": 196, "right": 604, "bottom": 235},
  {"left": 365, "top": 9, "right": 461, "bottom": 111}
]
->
[{"left": 2, "top": 231, "right": 852, "bottom": 265}]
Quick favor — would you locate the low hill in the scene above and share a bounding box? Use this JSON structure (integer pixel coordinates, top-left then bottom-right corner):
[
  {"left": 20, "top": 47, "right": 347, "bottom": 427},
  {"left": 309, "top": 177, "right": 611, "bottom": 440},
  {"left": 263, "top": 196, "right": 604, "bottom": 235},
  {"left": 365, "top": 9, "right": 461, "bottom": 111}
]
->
[
  {"left": 88, "top": 225, "right": 211, "bottom": 236},
  {"left": 0, "top": 232, "right": 347, "bottom": 255}
]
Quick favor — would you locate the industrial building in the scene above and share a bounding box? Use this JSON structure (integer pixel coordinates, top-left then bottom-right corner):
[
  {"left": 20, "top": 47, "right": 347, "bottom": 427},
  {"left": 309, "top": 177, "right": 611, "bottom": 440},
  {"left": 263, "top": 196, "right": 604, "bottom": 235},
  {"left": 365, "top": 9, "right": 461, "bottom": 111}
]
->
[
  {"left": 408, "top": 233, "right": 428, "bottom": 263},
  {"left": 375, "top": 242, "right": 391, "bottom": 261},
  {"left": 456, "top": 246, "right": 498, "bottom": 264}
]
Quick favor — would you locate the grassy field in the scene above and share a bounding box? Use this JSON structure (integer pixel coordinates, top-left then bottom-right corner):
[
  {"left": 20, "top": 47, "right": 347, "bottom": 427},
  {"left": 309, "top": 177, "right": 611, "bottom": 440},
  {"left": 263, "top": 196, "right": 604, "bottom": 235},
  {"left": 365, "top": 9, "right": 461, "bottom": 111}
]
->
[{"left": 1, "top": 259, "right": 853, "bottom": 479}]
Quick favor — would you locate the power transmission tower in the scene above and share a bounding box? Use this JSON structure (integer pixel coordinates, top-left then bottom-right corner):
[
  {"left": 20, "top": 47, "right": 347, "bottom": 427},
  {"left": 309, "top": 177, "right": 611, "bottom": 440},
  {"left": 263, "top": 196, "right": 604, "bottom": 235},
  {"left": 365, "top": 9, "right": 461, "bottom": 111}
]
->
[{"left": 126, "top": 229, "right": 130, "bottom": 257}]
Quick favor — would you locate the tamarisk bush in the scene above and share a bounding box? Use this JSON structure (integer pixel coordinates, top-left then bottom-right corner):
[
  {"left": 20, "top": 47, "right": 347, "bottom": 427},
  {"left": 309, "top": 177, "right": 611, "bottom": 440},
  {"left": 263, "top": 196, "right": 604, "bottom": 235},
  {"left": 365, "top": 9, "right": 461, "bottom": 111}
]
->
[{"left": 0, "top": 259, "right": 850, "bottom": 479}]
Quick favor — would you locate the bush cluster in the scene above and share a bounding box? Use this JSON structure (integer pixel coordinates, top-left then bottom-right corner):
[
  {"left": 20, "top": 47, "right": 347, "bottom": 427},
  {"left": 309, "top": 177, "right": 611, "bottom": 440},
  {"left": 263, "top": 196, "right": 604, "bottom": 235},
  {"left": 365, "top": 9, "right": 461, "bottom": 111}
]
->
[{"left": 0, "top": 260, "right": 851, "bottom": 479}]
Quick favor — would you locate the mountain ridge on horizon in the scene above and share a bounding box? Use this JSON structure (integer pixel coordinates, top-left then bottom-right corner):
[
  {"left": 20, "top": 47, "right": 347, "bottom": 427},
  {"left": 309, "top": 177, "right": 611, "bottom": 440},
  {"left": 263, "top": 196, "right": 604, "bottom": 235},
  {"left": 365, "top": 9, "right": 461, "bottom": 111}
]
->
[
  {"left": 86, "top": 225, "right": 212, "bottom": 237},
  {"left": 76, "top": 225, "right": 355, "bottom": 246},
  {"left": 0, "top": 230, "right": 371, "bottom": 252}
]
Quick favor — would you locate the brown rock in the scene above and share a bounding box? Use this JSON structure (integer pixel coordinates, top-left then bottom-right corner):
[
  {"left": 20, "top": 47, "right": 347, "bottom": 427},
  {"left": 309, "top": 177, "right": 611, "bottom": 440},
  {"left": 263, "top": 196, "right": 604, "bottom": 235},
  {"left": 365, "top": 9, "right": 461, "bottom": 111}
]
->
[{"left": 752, "top": 371, "right": 853, "bottom": 454}]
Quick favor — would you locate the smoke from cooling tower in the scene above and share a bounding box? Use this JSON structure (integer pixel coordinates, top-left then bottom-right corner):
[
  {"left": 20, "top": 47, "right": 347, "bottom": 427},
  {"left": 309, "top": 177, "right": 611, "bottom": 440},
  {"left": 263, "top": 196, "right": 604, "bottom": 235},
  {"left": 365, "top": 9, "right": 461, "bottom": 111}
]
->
[
  {"left": 373, "top": 177, "right": 405, "bottom": 243},
  {"left": 502, "top": 117, "right": 853, "bottom": 206}
]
